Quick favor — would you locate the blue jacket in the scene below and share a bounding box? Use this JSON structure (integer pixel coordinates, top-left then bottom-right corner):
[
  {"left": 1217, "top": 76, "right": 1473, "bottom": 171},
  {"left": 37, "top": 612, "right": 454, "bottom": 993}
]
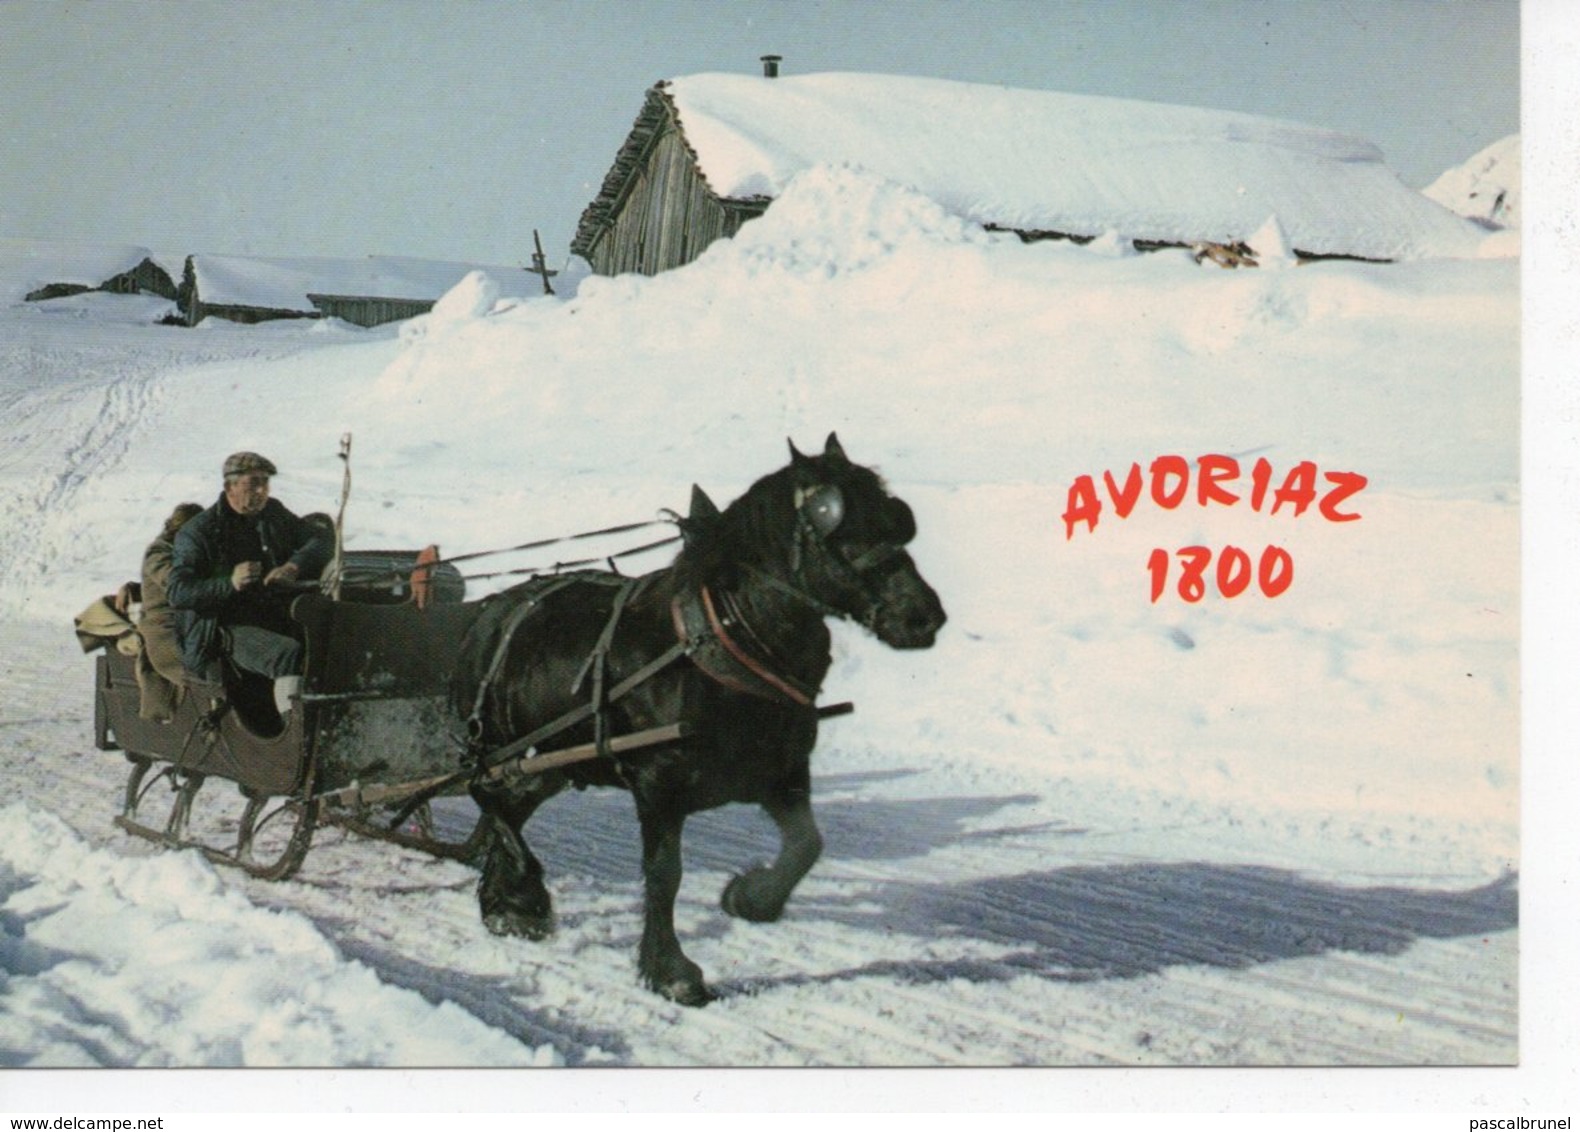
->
[{"left": 166, "top": 494, "right": 333, "bottom": 673}]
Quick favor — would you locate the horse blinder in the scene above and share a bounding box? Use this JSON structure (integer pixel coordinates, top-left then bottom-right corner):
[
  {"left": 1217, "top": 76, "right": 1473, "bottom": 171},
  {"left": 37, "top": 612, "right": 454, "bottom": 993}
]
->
[{"left": 795, "top": 483, "right": 845, "bottom": 538}]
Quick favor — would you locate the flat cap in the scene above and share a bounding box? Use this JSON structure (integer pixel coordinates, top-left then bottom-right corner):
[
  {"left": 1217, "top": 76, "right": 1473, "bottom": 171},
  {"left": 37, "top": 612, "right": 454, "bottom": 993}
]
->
[{"left": 223, "top": 451, "right": 278, "bottom": 478}]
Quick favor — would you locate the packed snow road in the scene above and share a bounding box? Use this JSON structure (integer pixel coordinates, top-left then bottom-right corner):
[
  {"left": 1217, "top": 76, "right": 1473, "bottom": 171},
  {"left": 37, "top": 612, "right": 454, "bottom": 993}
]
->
[{"left": 4, "top": 620, "right": 1515, "bottom": 1067}]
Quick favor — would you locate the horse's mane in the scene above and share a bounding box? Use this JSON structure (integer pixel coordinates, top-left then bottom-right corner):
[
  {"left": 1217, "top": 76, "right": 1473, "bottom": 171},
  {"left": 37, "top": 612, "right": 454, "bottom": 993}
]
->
[{"left": 669, "top": 463, "right": 799, "bottom": 593}]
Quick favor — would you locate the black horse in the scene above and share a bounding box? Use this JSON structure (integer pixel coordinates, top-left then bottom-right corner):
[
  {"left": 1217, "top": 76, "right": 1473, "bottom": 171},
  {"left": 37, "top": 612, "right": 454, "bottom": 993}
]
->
[{"left": 450, "top": 434, "right": 946, "bottom": 1004}]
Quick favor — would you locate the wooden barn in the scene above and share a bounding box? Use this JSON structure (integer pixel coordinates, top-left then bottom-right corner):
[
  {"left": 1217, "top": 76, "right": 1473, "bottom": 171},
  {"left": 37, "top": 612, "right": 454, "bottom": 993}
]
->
[
  {"left": 571, "top": 64, "right": 1484, "bottom": 276},
  {"left": 177, "top": 256, "right": 315, "bottom": 325},
  {"left": 178, "top": 254, "right": 544, "bottom": 327},
  {"left": 100, "top": 256, "right": 179, "bottom": 300}
]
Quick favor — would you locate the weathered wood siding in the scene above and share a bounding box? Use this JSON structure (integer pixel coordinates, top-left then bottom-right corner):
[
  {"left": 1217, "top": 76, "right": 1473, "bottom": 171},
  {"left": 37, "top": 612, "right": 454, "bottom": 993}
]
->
[
  {"left": 307, "top": 294, "right": 435, "bottom": 327},
  {"left": 573, "top": 84, "right": 770, "bottom": 277},
  {"left": 25, "top": 258, "right": 177, "bottom": 303},
  {"left": 102, "top": 258, "right": 178, "bottom": 299},
  {"left": 585, "top": 127, "right": 738, "bottom": 276},
  {"left": 192, "top": 302, "right": 316, "bottom": 326}
]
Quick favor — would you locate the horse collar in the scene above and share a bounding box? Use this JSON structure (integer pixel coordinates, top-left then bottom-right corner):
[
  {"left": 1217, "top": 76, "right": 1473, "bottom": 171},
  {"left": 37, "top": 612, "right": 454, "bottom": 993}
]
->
[{"left": 671, "top": 585, "right": 818, "bottom": 707}]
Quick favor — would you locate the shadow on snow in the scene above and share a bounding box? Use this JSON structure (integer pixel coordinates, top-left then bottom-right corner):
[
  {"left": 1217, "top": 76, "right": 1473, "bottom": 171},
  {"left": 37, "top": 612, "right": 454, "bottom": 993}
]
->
[
  {"left": 270, "top": 770, "right": 1515, "bottom": 1061},
  {"left": 721, "top": 863, "right": 1516, "bottom": 996}
]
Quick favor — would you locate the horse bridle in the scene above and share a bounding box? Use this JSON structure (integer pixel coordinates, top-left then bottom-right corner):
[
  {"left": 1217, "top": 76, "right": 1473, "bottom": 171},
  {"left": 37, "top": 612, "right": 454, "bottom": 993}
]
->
[
  {"left": 786, "top": 482, "right": 915, "bottom": 629},
  {"left": 669, "top": 481, "right": 915, "bottom": 707}
]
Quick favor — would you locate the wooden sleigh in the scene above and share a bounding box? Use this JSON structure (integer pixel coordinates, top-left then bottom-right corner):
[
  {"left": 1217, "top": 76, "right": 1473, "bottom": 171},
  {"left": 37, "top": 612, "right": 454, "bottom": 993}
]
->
[{"left": 92, "top": 550, "right": 698, "bottom": 880}]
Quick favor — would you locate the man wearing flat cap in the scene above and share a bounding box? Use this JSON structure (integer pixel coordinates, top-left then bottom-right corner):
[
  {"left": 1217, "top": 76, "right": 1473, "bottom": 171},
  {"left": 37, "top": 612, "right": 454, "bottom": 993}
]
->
[{"left": 166, "top": 451, "right": 332, "bottom": 685}]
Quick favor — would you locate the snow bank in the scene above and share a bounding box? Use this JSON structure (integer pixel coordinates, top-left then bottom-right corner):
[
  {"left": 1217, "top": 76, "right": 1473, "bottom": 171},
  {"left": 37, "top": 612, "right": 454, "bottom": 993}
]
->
[
  {"left": 376, "top": 168, "right": 1515, "bottom": 495},
  {"left": 665, "top": 72, "right": 1486, "bottom": 261},
  {"left": 0, "top": 801, "right": 557, "bottom": 1067}
]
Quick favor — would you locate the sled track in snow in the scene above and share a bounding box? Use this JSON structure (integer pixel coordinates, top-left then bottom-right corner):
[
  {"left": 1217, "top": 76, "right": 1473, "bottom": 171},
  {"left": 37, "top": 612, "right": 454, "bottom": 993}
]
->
[{"left": 0, "top": 331, "right": 315, "bottom": 594}]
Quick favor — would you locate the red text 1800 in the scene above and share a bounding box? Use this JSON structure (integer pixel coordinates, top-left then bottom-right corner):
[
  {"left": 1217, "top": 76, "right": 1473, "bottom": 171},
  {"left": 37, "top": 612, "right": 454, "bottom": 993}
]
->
[{"left": 1062, "top": 454, "right": 1367, "bottom": 603}]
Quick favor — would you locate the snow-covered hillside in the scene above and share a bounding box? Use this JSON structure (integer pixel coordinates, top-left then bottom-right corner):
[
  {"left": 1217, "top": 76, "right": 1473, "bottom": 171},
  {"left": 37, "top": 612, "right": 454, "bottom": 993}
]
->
[{"left": 0, "top": 163, "right": 1520, "bottom": 1080}]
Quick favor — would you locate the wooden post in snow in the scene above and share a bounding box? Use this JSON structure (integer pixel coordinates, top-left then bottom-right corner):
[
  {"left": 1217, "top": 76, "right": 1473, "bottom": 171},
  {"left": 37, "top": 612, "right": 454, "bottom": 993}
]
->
[{"left": 531, "top": 229, "right": 557, "bottom": 296}]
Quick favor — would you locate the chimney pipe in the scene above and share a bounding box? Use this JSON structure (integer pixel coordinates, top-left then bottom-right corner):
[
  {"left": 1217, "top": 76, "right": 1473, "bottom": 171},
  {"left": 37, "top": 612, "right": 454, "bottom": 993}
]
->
[{"left": 760, "top": 54, "right": 782, "bottom": 78}]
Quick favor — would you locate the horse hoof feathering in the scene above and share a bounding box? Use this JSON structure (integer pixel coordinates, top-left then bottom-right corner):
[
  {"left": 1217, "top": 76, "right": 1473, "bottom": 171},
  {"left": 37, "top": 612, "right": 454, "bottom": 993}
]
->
[{"left": 451, "top": 434, "right": 946, "bottom": 1005}]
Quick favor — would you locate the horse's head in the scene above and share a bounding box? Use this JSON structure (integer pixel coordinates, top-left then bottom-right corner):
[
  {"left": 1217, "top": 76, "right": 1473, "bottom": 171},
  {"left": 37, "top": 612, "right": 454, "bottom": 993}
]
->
[{"left": 775, "top": 433, "right": 947, "bottom": 649}]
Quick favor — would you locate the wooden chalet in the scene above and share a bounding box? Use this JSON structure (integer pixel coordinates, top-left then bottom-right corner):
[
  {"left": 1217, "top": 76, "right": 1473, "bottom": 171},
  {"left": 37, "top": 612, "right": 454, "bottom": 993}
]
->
[
  {"left": 571, "top": 64, "right": 1484, "bottom": 277},
  {"left": 177, "top": 256, "right": 315, "bottom": 325},
  {"left": 571, "top": 82, "right": 770, "bottom": 277}
]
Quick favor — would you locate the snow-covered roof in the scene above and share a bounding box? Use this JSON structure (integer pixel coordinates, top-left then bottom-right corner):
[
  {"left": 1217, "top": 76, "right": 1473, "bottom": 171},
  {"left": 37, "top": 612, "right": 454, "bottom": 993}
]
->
[
  {"left": 0, "top": 238, "right": 163, "bottom": 303},
  {"left": 189, "top": 254, "right": 542, "bottom": 311},
  {"left": 1423, "top": 134, "right": 1520, "bottom": 230},
  {"left": 653, "top": 72, "right": 1483, "bottom": 261}
]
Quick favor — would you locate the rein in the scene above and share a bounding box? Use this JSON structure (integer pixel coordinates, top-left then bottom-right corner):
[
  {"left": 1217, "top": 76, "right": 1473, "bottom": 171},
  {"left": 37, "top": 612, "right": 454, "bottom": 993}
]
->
[
  {"left": 347, "top": 518, "right": 681, "bottom": 590},
  {"left": 460, "top": 533, "right": 681, "bottom": 585},
  {"left": 431, "top": 518, "right": 675, "bottom": 571}
]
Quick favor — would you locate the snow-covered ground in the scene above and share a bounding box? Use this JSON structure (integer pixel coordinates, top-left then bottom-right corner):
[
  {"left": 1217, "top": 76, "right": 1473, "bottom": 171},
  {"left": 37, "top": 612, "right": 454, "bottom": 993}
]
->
[{"left": 0, "top": 156, "right": 1552, "bottom": 1107}]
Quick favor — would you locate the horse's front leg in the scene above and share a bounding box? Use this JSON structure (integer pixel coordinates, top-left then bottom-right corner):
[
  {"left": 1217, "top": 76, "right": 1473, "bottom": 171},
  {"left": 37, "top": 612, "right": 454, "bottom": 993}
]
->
[
  {"left": 721, "top": 783, "right": 823, "bottom": 923},
  {"left": 635, "top": 802, "right": 714, "bottom": 1006},
  {"left": 471, "top": 776, "right": 558, "bottom": 940}
]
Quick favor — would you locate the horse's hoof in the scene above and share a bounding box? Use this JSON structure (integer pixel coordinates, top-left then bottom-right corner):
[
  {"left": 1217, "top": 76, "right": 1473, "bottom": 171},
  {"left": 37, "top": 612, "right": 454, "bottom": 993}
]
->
[
  {"left": 482, "top": 906, "right": 555, "bottom": 940},
  {"left": 652, "top": 976, "right": 716, "bottom": 1007},
  {"left": 721, "top": 870, "right": 784, "bottom": 923},
  {"left": 641, "top": 955, "right": 715, "bottom": 1006}
]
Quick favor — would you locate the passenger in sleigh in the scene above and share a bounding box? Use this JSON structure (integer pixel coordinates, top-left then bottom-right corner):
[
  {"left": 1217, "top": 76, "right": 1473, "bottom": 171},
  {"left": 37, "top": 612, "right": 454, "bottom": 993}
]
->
[
  {"left": 166, "top": 451, "right": 332, "bottom": 713},
  {"left": 72, "top": 501, "right": 204, "bottom": 722},
  {"left": 122, "top": 501, "right": 204, "bottom": 719}
]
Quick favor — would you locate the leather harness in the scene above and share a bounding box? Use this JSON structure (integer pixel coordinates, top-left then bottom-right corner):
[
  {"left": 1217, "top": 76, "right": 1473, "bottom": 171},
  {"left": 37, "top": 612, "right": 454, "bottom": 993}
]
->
[
  {"left": 381, "top": 508, "right": 889, "bottom": 818},
  {"left": 669, "top": 584, "right": 817, "bottom": 707},
  {"left": 458, "top": 488, "right": 905, "bottom": 785},
  {"left": 460, "top": 569, "right": 824, "bottom": 778}
]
